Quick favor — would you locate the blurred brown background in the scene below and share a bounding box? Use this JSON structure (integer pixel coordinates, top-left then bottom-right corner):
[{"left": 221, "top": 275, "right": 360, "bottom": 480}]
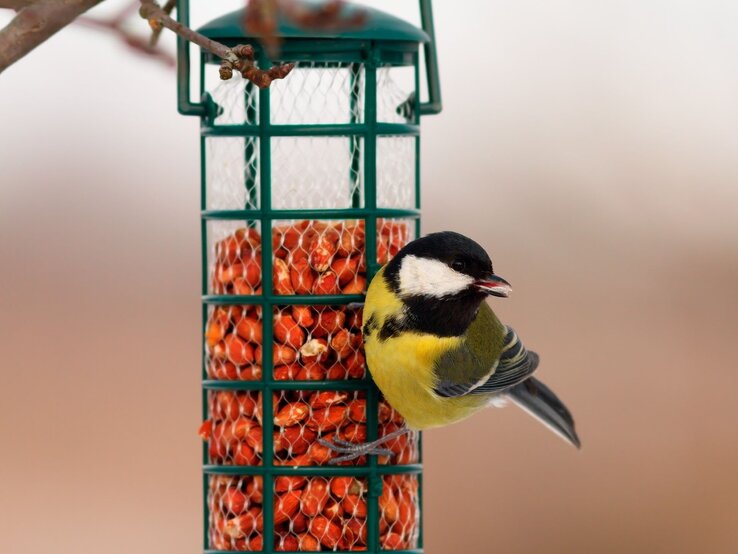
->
[{"left": 2, "top": 1, "right": 738, "bottom": 553}]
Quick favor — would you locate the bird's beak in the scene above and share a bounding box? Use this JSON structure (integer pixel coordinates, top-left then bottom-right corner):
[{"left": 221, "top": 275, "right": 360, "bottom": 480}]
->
[{"left": 474, "top": 274, "right": 512, "bottom": 297}]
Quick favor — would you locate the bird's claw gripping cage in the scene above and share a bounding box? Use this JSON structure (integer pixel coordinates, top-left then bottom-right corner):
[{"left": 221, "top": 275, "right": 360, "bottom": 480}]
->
[{"left": 178, "top": 1, "right": 442, "bottom": 551}]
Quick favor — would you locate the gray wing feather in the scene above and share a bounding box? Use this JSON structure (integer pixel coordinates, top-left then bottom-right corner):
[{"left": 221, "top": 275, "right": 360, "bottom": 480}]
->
[
  {"left": 507, "top": 377, "right": 581, "bottom": 448},
  {"left": 434, "top": 381, "right": 480, "bottom": 398},
  {"left": 434, "top": 327, "right": 539, "bottom": 398}
]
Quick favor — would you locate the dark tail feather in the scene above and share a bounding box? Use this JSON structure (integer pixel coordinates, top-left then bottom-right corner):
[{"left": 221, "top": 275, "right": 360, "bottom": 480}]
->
[{"left": 507, "top": 377, "right": 581, "bottom": 448}]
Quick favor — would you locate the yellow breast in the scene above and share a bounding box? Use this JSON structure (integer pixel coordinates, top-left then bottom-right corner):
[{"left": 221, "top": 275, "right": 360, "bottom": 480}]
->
[{"left": 363, "top": 268, "right": 490, "bottom": 430}]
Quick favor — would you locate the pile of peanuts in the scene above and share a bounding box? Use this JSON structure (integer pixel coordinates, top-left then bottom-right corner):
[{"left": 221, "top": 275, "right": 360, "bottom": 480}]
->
[
  {"left": 205, "top": 219, "right": 411, "bottom": 382},
  {"left": 204, "top": 304, "right": 367, "bottom": 382},
  {"left": 199, "top": 390, "right": 418, "bottom": 467},
  {"left": 208, "top": 473, "right": 419, "bottom": 551},
  {"left": 200, "top": 392, "right": 420, "bottom": 550},
  {"left": 211, "top": 219, "right": 410, "bottom": 297},
  {"left": 201, "top": 219, "right": 419, "bottom": 551}
]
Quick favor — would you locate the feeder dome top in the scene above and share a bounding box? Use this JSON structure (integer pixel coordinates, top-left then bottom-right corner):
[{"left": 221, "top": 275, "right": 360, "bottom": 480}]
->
[{"left": 197, "top": 2, "right": 429, "bottom": 43}]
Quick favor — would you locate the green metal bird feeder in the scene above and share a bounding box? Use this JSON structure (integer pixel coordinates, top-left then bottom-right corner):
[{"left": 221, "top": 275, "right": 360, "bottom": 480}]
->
[{"left": 179, "top": 1, "right": 442, "bottom": 551}]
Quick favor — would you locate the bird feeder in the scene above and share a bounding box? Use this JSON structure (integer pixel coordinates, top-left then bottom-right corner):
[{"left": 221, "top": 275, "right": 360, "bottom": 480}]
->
[{"left": 178, "top": 1, "right": 442, "bottom": 551}]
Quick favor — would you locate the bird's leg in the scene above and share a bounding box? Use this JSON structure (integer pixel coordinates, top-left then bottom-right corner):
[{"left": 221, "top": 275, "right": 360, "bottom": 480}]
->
[
  {"left": 345, "top": 301, "right": 365, "bottom": 311},
  {"left": 318, "top": 426, "right": 411, "bottom": 465}
]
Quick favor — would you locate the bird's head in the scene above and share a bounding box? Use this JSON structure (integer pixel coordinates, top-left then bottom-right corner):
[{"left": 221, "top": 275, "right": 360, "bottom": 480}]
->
[{"left": 384, "top": 231, "right": 511, "bottom": 303}]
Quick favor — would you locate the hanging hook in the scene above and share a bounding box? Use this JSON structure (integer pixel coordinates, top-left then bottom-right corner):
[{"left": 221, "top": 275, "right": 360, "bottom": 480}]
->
[{"left": 419, "top": 0, "right": 443, "bottom": 115}]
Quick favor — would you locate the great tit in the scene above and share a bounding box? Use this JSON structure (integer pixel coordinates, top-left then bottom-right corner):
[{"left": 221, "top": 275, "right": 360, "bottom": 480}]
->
[{"left": 320, "top": 231, "right": 579, "bottom": 463}]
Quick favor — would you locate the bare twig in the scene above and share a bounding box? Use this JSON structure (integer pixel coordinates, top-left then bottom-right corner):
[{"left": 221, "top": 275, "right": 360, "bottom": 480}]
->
[
  {"left": 148, "top": 0, "right": 174, "bottom": 47},
  {"left": 0, "top": 0, "right": 103, "bottom": 74},
  {"left": 0, "top": 0, "right": 363, "bottom": 78},
  {"left": 217, "top": 43, "right": 293, "bottom": 87},
  {"left": 139, "top": 0, "right": 294, "bottom": 87},
  {"left": 139, "top": 1, "right": 237, "bottom": 60}
]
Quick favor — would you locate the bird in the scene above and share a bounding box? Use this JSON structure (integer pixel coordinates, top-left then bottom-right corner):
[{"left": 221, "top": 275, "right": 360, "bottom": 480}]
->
[{"left": 319, "top": 231, "right": 579, "bottom": 463}]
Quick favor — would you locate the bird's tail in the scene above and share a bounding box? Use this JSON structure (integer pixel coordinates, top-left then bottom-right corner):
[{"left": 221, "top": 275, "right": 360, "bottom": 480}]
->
[{"left": 507, "top": 377, "right": 581, "bottom": 448}]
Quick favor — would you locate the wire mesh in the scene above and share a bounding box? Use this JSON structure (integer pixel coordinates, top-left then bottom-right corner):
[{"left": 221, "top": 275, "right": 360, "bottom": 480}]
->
[
  {"left": 206, "top": 219, "right": 414, "bottom": 296},
  {"left": 206, "top": 221, "right": 262, "bottom": 296},
  {"left": 376, "top": 66, "right": 415, "bottom": 124},
  {"left": 375, "top": 219, "right": 415, "bottom": 265},
  {"left": 200, "top": 42, "right": 423, "bottom": 553},
  {"left": 201, "top": 387, "right": 419, "bottom": 467},
  {"left": 208, "top": 474, "right": 265, "bottom": 551},
  {"left": 272, "top": 305, "right": 366, "bottom": 380},
  {"left": 270, "top": 63, "right": 364, "bottom": 125},
  {"left": 205, "top": 68, "right": 260, "bottom": 126},
  {"left": 205, "top": 306, "right": 263, "bottom": 381},
  {"left": 271, "top": 137, "right": 364, "bottom": 210},
  {"left": 377, "top": 400, "right": 420, "bottom": 466},
  {"left": 376, "top": 138, "right": 416, "bottom": 210},
  {"left": 207, "top": 472, "right": 419, "bottom": 552},
  {"left": 204, "top": 392, "right": 264, "bottom": 464},
  {"left": 272, "top": 220, "right": 366, "bottom": 296},
  {"left": 272, "top": 389, "right": 368, "bottom": 466},
  {"left": 205, "top": 137, "right": 261, "bottom": 210},
  {"left": 379, "top": 475, "right": 420, "bottom": 550}
]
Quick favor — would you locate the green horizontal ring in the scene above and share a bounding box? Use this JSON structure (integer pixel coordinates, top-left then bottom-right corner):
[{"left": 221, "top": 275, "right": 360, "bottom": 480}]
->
[
  {"left": 203, "top": 379, "right": 372, "bottom": 391},
  {"left": 202, "top": 294, "right": 365, "bottom": 305},
  {"left": 201, "top": 122, "right": 419, "bottom": 137},
  {"left": 203, "top": 464, "right": 422, "bottom": 476},
  {"left": 201, "top": 208, "right": 421, "bottom": 220}
]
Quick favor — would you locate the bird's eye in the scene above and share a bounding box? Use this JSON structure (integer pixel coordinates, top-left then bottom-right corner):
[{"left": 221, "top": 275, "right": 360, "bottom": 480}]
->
[{"left": 451, "top": 260, "right": 466, "bottom": 271}]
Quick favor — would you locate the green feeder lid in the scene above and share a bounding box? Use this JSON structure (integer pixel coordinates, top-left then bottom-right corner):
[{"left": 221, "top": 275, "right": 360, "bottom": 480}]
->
[{"left": 197, "top": 1, "right": 429, "bottom": 43}]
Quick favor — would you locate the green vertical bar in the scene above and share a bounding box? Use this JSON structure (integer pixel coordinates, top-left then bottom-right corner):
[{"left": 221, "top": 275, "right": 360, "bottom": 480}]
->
[
  {"left": 199, "top": 54, "right": 206, "bottom": 108},
  {"left": 258, "top": 48, "right": 274, "bottom": 554},
  {"left": 418, "top": 0, "right": 443, "bottom": 115},
  {"left": 175, "top": 0, "right": 206, "bottom": 117},
  {"left": 364, "top": 45, "right": 380, "bottom": 554}
]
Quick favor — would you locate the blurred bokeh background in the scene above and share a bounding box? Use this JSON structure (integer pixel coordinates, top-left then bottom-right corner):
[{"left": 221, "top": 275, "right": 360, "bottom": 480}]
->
[{"left": 2, "top": 1, "right": 738, "bottom": 553}]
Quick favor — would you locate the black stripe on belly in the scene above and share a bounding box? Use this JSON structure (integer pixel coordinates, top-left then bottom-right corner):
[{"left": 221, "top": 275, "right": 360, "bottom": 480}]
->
[
  {"left": 362, "top": 315, "right": 378, "bottom": 338},
  {"left": 377, "top": 315, "right": 408, "bottom": 342}
]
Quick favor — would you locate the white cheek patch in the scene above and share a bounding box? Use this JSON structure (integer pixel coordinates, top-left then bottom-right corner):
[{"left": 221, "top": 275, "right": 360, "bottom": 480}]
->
[{"left": 398, "top": 255, "right": 474, "bottom": 298}]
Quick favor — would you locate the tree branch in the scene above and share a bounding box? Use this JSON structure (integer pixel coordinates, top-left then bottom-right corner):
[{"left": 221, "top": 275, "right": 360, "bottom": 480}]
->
[
  {"left": 0, "top": 0, "right": 33, "bottom": 10},
  {"left": 0, "top": 0, "right": 103, "bottom": 74},
  {"left": 139, "top": 0, "right": 294, "bottom": 87},
  {"left": 139, "top": 0, "right": 236, "bottom": 61},
  {"left": 0, "top": 0, "right": 353, "bottom": 80}
]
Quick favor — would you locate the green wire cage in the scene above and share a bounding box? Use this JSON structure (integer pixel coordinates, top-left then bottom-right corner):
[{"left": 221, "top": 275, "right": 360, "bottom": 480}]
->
[{"left": 178, "top": 1, "right": 442, "bottom": 551}]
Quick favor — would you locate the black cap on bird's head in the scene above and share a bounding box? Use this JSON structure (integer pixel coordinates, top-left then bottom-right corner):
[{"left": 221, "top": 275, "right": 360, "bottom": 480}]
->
[{"left": 384, "top": 231, "right": 512, "bottom": 301}]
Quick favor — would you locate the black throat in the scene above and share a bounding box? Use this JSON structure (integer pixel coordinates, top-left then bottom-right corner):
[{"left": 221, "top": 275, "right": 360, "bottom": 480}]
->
[
  {"left": 399, "top": 292, "right": 484, "bottom": 338},
  {"left": 381, "top": 256, "right": 486, "bottom": 338}
]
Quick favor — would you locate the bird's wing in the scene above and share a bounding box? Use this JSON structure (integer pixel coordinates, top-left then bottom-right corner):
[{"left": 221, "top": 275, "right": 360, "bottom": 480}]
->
[
  {"left": 433, "top": 303, "right": 539, "bottom": 398},
  {"left": 472, "top": 327, "right": 539, "bottom": 394}
]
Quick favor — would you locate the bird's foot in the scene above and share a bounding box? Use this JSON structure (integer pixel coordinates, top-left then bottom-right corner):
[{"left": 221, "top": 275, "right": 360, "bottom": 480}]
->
[{"left": 318, "top": 427, "right": 410, "bottom": 465}]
